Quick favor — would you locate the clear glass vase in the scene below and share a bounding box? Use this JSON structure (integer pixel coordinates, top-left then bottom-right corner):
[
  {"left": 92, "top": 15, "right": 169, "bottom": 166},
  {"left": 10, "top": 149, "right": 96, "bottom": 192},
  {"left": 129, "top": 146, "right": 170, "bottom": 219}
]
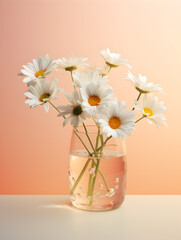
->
[{"left": 69, "top": 125, "right": 127, "bottom": 211}]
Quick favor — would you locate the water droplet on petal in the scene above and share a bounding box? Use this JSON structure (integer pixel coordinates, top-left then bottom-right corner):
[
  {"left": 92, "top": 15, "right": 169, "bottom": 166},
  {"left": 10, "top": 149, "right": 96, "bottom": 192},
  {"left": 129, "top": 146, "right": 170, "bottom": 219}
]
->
[{"left": 106, "top": 188, "right": 115, "bottom": 197}]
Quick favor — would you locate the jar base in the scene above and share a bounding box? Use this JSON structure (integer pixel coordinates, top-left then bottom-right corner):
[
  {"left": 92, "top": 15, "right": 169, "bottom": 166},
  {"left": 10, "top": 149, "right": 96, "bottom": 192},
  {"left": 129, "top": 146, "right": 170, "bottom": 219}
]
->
[{"left": 71, "top": 200, "right": 123, "bottom": 212}]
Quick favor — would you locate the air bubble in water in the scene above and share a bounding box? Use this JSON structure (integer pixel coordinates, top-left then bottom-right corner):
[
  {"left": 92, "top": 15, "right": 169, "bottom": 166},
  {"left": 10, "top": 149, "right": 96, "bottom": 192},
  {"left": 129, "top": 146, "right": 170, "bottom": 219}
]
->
[
  {"left": 115, "top": 178, "right": 119, "bottom": 183},
  {"left": 70, "top": 194, "right": 76, "bottom": 201},
  {"left": 106, "top": 188, "right": 115, "bottom": 197},
  {"left": 95, "top": 192, "right": 100, "bottom": 197},
  {"left": 89, "top": 168, "right": 95, "bottom": 175},
  {"left": 76, "top": 193, "right": 81, "bottom": 198},
  {"left": 99, "top": 184, "right": 104, "bottom": 189}
]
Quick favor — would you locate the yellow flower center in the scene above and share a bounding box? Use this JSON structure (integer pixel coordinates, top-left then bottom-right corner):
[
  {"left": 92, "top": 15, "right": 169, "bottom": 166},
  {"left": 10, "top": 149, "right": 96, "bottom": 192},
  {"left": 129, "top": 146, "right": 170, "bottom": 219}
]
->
[
  {"left": 65, "top": 66, "right": 77, "bottom": 71},
  {"left": 73, "top": 105, "right": 82, "bottom": 116},
  {"left": 39, "top": 93, "right": 50, "bottom": 102},
  {"left": 135, "top": 87, "right": 150, "bottom": 94},
  {"left": 88, "top": 96, "right": 101, "bottom": 106},
  {"left": 106, "top": 62, "right": 119, "bottom": 68},
  {"left": 35, "top": 70, "right": 45, "bottom": 78},
  {"left": 144, "top": 108, "right": 153, "bottom": 117},
  {"left": 109, "top": 117, "right": 121, "bottom": 129}
]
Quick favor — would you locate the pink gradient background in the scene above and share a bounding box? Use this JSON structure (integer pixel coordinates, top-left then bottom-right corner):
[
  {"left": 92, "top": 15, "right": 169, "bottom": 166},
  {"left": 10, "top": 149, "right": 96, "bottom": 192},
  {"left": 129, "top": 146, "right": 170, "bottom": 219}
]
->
[{"left": 1, "top": 0, "right": 181, "bottom": 195}]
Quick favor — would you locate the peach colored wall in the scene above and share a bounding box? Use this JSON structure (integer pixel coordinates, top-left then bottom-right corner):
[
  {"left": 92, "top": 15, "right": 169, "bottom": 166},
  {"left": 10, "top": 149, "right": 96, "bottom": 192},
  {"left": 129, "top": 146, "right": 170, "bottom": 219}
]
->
[{"left": 1, "top": 0, "right": 181, "bottom": 194}]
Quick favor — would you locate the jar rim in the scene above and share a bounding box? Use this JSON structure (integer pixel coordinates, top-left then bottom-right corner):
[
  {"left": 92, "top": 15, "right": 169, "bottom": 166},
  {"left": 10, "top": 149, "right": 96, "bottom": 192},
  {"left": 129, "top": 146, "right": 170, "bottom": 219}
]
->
[{"left": 76, "top": 124, "right": 98, "bottom": 134}]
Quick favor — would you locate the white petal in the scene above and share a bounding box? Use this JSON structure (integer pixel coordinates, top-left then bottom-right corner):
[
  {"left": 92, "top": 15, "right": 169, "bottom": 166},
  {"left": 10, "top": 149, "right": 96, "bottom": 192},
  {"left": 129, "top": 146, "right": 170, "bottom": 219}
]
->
[{"left": 44, "top": 102, "right": 49, "bottom": 112}]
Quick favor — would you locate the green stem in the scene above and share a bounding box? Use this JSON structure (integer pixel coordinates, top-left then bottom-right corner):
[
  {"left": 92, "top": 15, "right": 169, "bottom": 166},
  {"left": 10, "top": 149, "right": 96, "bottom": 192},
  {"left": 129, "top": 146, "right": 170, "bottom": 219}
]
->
[
  {"left": 50, "top": 102, "right": 91, "bottom": 157},
  {"left": 70, "top": 70, "right": 73, "bottom": 81},
  {"left": 89, "top": 136, "right": 112, "bottom": 205},
  {"left": 49, "top": 101, "right": 60, "bottom": 113},
  {"left": 50, "top": 101, "right": 110, "bottom": 198},
  {"left": 49, "top": 102, "right": 91, "bottom": 155},
  {"left": 70, "top": 71, "right": 75, "bottom": 89},
  {"left": 87, "top": 125, "right": 100, "bottom": 197},
  {"left": 95, "top": 136, "right": 112, "bottom": 154},
  {"left": 107, "top": 66, "right": 112, "bottom": 73},
  {"left": 49, "top": 101, "right": 66, "bottom": 119},
  {"left": 87, "top": 160, "right": 95, "bottom": 197},
  {"left": 49, "top": 100, "right": 95, "bottom": 194},
  {"left": 71, "top": 125, "right": 108, "bottom": 195},
  {"left": 71, "top": 158, "right": 92, "bottom": 193},
  {"left": 72, "top": 128, "right": 111, "bottom": 198},
  {"left": 91, "top": 159, "right": 109, "bottom": 191},
  {"left": 100, "top": 134, "right": 104, "bottom": 154},
  {"left": 100, "top": 134, "right": 104, "bottom": 144},
  {"left": 83, "top": 123, "right": 97, "bottom": 156},
  {"left": 95, "top": 126, "right": 100, "bottom": 150},
  {"left": 132, "top": 92, "right": 142, "bottom": 111},
  {"left": 73, "top": 130, "right": 92, "bottom": 156},
  {"left": 92, "top": 117, "right": 99, "bottom": 127},
  {"left": 89, "top": 158, "right": 100, "bottom": 205},
  {"left": 135, "top": 116, "right": 145, "bottom": 123},
  {"left": 71, "top": 129, "right": 94, "bottom": 194}
]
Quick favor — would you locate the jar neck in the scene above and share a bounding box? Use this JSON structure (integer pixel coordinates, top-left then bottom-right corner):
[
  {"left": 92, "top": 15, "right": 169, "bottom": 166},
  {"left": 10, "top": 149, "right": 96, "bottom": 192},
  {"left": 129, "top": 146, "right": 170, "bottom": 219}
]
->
[
  {"left": 70, "top": 124, "right": 126, "bottom": 156},
  {"left": 76, "top": 124, "right": 99, "bottom": 134}
]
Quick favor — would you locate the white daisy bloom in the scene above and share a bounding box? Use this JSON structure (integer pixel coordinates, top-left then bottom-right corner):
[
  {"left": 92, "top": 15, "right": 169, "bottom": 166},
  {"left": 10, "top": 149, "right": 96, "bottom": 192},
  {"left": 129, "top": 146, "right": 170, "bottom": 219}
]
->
[
  {"left": 24, "top": 78, "right": 63, "bottom": 112},
  {"left": 98, "top": 101, "right": 135, "bottom": 139},
  {"left": 100, "top": 48, "right": 128, "bottom": 68},
  {"left": 135, "top": 94, "right": 166, "bottom": 127},
  {"left": 19, "top": 55, "right": 56, "bottom": 84},
  {"left": 57, "top": 90, "right": 89, "bottom": 129},
  {"left": 73, "top": 70, "right": 108, "bottom": 88},
  {"left": 84, "top": 65, "right": 110, "bottom": 76},
  {"left": 96, "top": 65, "right": 110, "bottom": 76},
  {"left": 55, "top": 57, "right": 88, "bottom": 71},
  {"left": 80, "top": 82, "right": 114, "bottom": 116},
  {"left": 126, "top": 71, "right": 162, "bottom": 93}
]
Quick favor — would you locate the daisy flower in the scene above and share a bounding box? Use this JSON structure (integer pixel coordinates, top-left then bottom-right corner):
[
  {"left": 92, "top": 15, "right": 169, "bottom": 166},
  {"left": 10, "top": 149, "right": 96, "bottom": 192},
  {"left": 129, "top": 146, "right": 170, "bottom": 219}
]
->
[
  {"left": 19, "top": 54, "right": 56, "bottom": 83},
  {"left": 98, "top": 101, "right": 135, "bottom": 139},
  {"left": 80, "top": 82, "right": 114, "bottom": 116},
  {"left": 24, "top": 78, "right": 63, "bottom": 112},
  {"left": 134, "top": 94, "right": 166, "bottom": 127},
  {"left": 57, "top": 90, "right": 89, "bottom": 129},
  {"left": 73, "top": 70, "right": 108, "bottom": 88},
  {"left": 95, "top": 65, "right": 110, "bottom": 77},
  {"left": 100, "top": 48, "right": 128, "bottom": 68},
  {"left": 55, "top": 57, "right": 88, "bottom": 71},
  {"left": 126, "top": 71, "right": 162, "bottom": 93},
  {"left": 83, "top": 65, "right": 110, "bottom": 76}
]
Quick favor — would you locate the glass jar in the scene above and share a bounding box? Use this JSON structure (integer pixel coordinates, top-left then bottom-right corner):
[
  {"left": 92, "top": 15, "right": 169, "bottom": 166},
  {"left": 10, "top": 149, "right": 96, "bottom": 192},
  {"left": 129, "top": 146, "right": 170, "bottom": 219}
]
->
[{"left": 69, "top": 125, "right": 127, "bottom": 211}]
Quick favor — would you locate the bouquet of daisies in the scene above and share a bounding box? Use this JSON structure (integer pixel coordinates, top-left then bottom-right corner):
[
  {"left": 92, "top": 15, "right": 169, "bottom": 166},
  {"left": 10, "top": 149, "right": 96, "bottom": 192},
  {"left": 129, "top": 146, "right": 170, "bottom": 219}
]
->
[{"left": 19, "top": 48, "right": 166, "bottom": 205}]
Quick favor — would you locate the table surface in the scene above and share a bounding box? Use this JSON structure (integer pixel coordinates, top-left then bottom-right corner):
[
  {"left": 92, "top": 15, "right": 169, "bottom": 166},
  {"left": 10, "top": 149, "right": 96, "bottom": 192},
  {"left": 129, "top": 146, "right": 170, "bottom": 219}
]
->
[{"left": 0, "top": 195, "right": 181, "bottom": 240}]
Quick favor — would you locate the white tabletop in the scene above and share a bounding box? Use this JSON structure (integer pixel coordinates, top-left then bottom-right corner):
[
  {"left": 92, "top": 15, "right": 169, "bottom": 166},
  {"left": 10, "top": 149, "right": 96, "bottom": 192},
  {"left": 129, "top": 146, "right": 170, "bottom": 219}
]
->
[{"left": 0, "top": 195, "right": 180, "bottom": 240}]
